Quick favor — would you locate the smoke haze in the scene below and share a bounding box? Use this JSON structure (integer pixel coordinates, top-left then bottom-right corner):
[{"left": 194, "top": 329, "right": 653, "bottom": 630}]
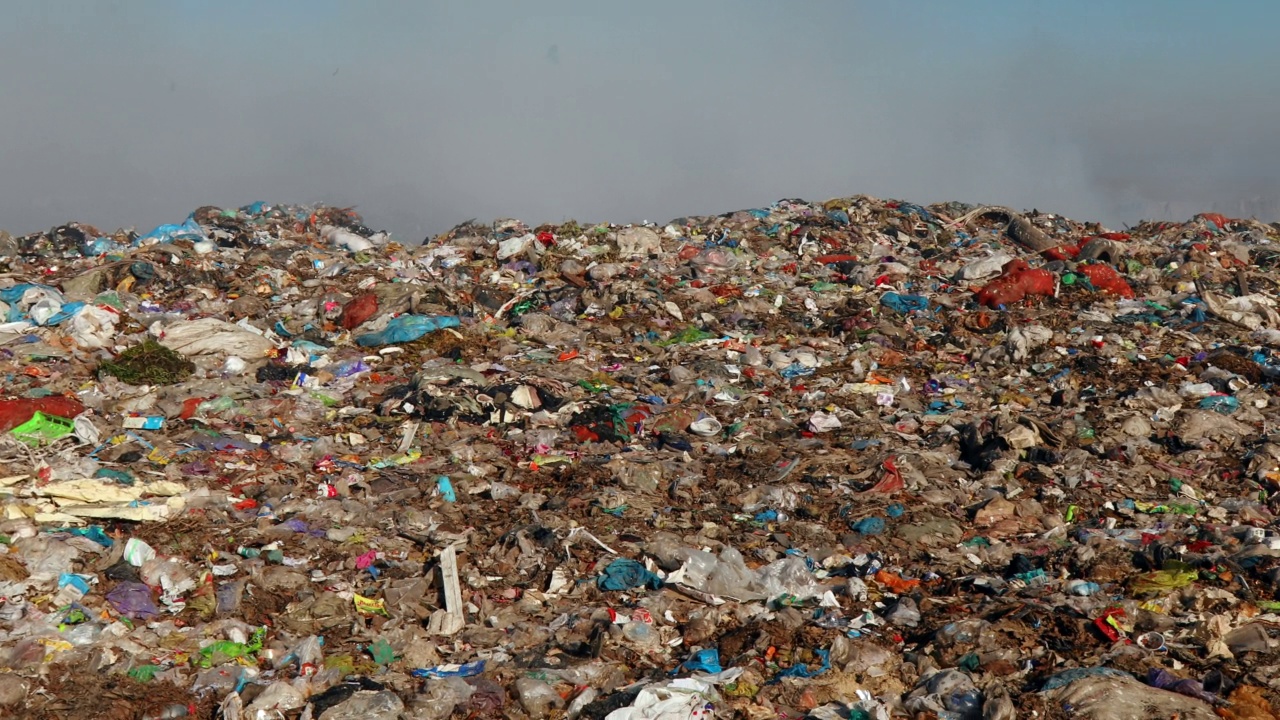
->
[{"left": 2, "top": 0, "right": 1278, "bottom": 241}]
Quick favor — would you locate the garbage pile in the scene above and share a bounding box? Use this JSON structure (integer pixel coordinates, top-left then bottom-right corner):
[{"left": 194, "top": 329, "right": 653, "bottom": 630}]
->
[{"left": 2, "top": 197, "right": 1280, "bottom": 719}]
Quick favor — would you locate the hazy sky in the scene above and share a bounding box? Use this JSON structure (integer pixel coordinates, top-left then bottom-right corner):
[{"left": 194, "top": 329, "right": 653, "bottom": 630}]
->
[{"left": 2, "top": 1, "right": 1278, "bottom": 241}]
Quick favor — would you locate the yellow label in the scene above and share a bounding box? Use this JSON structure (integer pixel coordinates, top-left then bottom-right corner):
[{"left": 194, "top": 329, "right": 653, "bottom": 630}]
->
[{"left": 354, "top": 594, "right": 389, "bottom": 617}]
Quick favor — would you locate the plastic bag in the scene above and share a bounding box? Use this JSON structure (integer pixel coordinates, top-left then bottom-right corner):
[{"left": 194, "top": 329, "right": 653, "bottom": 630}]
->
[
  {"left": 0, "top": 396, "right": 85, "bottom": 433},
  {"left": 355, "top": 314, "right": 460, "bottom": 346},
  {"left": 677, "top": 648, "right": 722, "bottom": 675},
  {"left": 158, "top": 318, "right": 276, "bottom": 357},
  {"left": 880, "top": 292, "right": 929, "bottom": 314},
  {"left": 603, "top": 678, "right": 717, "bottom": 720},
  {"left": 137, "top": 217, "right": 206, "bottom": 245},
  {"left": 1131, "top": 561, "right": 1198, "bottom": 596},
  {"left": 706, "top": 547, "right": 759, "bottom": 599},
  {"left": 904, "top": 669, "right": 982, "bottom": 720},
  {"left": 414, "top": 679, "right": 474, "bottom": 720},
  {"left": 321, "top": 224, "right": 376, "bottom": 252},
  {"left": 245, "top": 680, "right": 306, "bottom": 715},
  {"left": 341, "top": 293, "right": 379, "bottom": 330},
  {"left": 756, "top": 556, "right": 822, "bottom": 600},
  {"left": 1045, "top": 673, "right": 1217, "bottom": 720},
  {"left": 597, "top": 559, "right": 663, "bottom": 591},
  {"left": 106, "top": 581, "right": 159, "bottom": 619},
  {"left": 975, "top": 259, "right": 1055, "bottom": 308},
  {"left": 317, "top": 690, "right": 405, "bottom": 720},
  {"left": 1077, "top": 263, "right": 1135, "bottom": 298}
]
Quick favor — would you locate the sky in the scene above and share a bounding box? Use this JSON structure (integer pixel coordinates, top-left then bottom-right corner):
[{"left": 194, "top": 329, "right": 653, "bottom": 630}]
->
[{"left": 1, "top": 0, "right": 1278, "bottom": 242}]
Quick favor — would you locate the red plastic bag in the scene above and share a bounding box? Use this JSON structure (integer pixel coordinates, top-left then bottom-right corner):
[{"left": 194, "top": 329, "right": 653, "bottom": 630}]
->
[
  {"left": 975, "top": 259, "right": 1055, "bottom": 308},
  {"left": 1077, "top": 264, "right": 1135, "bottom": 298},
  {"left": 867, "top": 456, "right": 905, "bottom": 494},
  {"left": 340, "top": 293, "right": 379, "bottom": 330},
  {"left": 1042, "top": 241, "right": 1084, "bottom": 262},
  {"left": 1197, "top": 212, "right": 1231, "bottom": 229},
  {"left": 0, "top": 396, "right": 85, "bottom": 433},
  {"left": 874, "top": 569, "right": 920, "bottom": 593},
  {"left": 815, "top": 254, "right": 858, "bottom": 264}
]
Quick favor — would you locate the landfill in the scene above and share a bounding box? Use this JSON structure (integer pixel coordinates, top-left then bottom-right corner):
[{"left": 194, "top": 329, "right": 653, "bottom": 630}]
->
[{"left": 0, "top": 197, "right": 1279, "bottom": 719}]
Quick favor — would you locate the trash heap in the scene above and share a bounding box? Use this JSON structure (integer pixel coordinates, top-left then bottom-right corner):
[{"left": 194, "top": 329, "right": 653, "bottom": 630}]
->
[{"left": 1, "top": 198, "right": 1280, "bottom": 719}]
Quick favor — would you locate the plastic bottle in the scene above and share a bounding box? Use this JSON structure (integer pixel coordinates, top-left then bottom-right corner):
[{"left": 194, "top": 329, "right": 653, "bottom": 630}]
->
[
  {"left": 935, "top": 619, "right": 990, "bottom": 647},
  {"left": 275, "top": 635, "right": 324, "bottom": 672},
  {"left": 566, "top": 687, "right": 598, "bottom": 720},
  {"left": 514, "top": 677, "right": 565, "bottom": 719}
]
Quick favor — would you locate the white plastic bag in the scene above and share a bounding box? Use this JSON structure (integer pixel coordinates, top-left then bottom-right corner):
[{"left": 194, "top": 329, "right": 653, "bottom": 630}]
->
[
  {"left": 69, "top": 305, "right": 119, "bottom": 349},
  {"left": 157, "top": 318, "right": 276, "bottom": 357}
]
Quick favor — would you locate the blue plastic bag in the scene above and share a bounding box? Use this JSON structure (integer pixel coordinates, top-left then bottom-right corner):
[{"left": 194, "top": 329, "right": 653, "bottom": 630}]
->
[
  {"left": 1199, "top": 395, "right": 1239, "bottom": 414},
  {"left": 779, "top": 362, "right": 815, "bottom": 379},
  {"left": 773, "top": 648, "right": 830, "bottom": 680},
  {"left": 411, "top": 660, "right": 486, "bottom": 679},
  {"left": 596, "top": 558, "right": 663, "bottom": 591},
  {"left": 677, "top": 648, "right": 722, "bottom": 675},
  {"left": 851, "top": 517, "right": 886, "bottom": 535},
  {"left": 0, "top": 283, "right": 63, "bottom": 322},
  {"left": 61, "top": 525, "right": 114, "bottom": 547},
  {"left": 137, "top": 217, "right": 206, "bottom": 245},
  {"left": 1040, "top": 666, "right": 1129, "bottom": 691},
  {"left": 41, "top": 301, "right": 86, "bottom": 326},
  {"left": 436, "top": 476, "right": 457, "bottom": 503},
  {"left": 355, "top": 315, "right": 461, "bottom": 346},
  {"left": 880, "top": 292, "right": 929, "bottom": 314},
  {"left": 81, "top": 237, "right": 123, "bottom": 256},
  {"left": 0, "top": 283, "right": 56, "bottom": 305}
]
